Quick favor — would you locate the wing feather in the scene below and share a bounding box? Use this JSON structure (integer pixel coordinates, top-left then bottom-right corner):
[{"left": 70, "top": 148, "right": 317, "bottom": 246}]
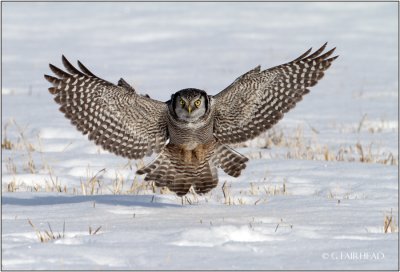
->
[
  {"left": 45, "top": 56, "right": 168, "bottom": 159},
  {"left": 213, "top": 44, "right": 338, "bottom": 144},
  {"left": 61, "top": 55, "right": 86, "bottom": 77},
  {"left": 77, "top": 60, "right": 97, "bottom": 77}
]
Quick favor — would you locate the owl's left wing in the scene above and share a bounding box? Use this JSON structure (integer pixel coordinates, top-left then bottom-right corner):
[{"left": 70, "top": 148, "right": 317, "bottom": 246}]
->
[
  {"left": 212, "top": 43, "right": 338, "bottom": 144},
  {"left": 45, "top": 56, "right": 168, "bottom": 159}
]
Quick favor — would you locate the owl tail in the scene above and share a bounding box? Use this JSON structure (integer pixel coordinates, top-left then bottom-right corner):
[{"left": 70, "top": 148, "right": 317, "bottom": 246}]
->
[{"left": 136, "top": 143, "right": 248, "bottom": 196}]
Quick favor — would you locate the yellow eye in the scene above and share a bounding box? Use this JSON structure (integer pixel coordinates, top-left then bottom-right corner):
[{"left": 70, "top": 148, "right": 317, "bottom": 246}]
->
[
  {"left": 194, "top": 99, "right": 201, "bottom": 107},
  {"left": 180, "top": 99, "right": 185, "bottom": 106}
]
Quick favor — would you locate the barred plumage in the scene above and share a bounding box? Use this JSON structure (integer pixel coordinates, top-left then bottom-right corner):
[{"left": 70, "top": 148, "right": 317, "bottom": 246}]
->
[
  {"left": 45, "top": 44, "right": 337, "bottom": 196},
  {"left": 213, "top": 43, "right": 337, "bottom": 144},
  {"left": 45, "top": 56, "right": 168, "bottom": 160}
]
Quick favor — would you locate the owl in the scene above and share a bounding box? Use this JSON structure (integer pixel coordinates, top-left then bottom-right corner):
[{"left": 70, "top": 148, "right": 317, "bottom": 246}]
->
[{"left": 45, "top": 43, "right": 337, "bottom": 196}]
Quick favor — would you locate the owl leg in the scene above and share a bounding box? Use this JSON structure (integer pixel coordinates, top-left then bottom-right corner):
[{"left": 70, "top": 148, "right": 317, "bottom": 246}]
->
[
  {"left": 182, "top": 149, "right": 192, "bottom": 163},
  {"left": 194, "top": 144, "right": 206, "bottom": 162}
]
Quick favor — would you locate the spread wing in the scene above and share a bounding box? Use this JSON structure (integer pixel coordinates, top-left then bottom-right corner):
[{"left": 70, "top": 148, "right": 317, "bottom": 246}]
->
[
  {"left": 212, "top": 43, "right": 338, "bottom": 144},
  {"left": 45, "top": 56, "right": 168, "bottom": 159}
]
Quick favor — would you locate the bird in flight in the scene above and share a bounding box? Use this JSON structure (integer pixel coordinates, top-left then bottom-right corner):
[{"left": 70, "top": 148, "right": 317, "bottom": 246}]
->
[{"left": 45, "top": 43, "right": 337, "bottom": 196}]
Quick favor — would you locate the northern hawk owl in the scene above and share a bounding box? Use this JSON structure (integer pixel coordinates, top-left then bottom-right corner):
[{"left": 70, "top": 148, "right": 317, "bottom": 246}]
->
[{"left": 45, "top": 43, "right": 337, "bottom": 196}]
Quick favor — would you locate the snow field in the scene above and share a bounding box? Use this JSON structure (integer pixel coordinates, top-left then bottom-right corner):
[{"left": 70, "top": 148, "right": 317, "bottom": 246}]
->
[{"left": 2, "top": 2, "right": 398, "bottom": 270}]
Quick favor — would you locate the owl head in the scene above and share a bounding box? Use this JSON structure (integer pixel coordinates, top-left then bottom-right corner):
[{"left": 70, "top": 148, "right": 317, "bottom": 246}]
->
[{"left": 171, "top": 88, "right": 209, "bottom": 121}]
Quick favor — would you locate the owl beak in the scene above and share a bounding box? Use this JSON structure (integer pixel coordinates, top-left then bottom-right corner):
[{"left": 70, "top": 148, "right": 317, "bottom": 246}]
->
[{"left": 187, "top": 105, "right": 192, "bottom": 114}]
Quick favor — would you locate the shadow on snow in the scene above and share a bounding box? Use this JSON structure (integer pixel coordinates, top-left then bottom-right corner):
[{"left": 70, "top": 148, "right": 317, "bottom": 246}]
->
[{"left": 2, "top": 194, "right": 181, "bottom": 208}]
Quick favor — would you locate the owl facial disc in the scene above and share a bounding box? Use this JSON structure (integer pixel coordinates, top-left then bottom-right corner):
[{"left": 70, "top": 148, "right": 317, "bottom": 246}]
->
[{"left": 172, "top": 88, "right": 208, "bottom": 122}]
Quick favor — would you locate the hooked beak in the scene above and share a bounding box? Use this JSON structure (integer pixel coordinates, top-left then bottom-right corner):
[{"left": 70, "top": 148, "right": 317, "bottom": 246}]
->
[{"left": 187, "top": 105, "right": 192, "bottom": 114}]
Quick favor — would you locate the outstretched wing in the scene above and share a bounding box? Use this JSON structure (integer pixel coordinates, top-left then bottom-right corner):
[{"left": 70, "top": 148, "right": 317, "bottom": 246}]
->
[
  {"left": 212, "top": 43, "right": 338, "bottom": 144},
  {"left": 45, "top": 56, "right": 168, "bottom": 159}
]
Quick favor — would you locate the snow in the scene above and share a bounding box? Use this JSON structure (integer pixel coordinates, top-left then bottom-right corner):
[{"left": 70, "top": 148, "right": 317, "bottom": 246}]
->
[{"left": 2, "top": 2, "right": 398, "bottom": 270}]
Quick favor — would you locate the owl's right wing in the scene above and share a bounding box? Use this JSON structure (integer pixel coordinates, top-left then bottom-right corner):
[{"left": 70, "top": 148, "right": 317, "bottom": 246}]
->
[
  {"left": 212, "top": 43, "right": 337, "bottom": 144},
  {"left": 45, "top": 56, "right": 168, "bottom": 159}
]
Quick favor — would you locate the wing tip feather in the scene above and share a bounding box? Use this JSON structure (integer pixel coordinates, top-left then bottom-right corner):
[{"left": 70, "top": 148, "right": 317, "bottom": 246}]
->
[{"left": 77, "top": 60, "right": 96, "bottom": 77}]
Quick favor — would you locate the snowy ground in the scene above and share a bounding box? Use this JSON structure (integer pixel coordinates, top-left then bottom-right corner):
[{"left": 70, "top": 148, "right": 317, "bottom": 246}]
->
[{"left": 2, "top": 2, "right": 398, "bottom": 270}]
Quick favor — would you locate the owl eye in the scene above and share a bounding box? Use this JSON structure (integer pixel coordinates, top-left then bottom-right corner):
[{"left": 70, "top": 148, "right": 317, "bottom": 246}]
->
[
  {"left": 180, "top": 99, "right": 185, "bottom": 106},
  {"left": 194, "top": 99, "right": 201, "bottom": 108}
]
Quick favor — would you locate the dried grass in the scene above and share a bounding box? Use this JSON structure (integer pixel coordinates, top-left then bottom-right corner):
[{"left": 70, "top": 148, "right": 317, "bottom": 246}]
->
[
  {"left": 80, "top": 167, "right": 105, "bottom": 195},
  {"left": 2, "top": 122, "right": 13, "bottom": 150},
  {"left": 384, "top": 210, "right": 398, "bottom": 233},
  {"left": 253, "top": 126, "right": 398, "bottom": 165},
  {"left": 5, "top": 157, "right": 17, "bottom": 175},
  {"left": 28, "top": 219, "right": 65, "bottom": 243},
  {"left": 7, "top": 177, "right": 19, "bottom": 192},
  {"left": 89, "top": 225, "right": 102, "bottom": 235}
]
